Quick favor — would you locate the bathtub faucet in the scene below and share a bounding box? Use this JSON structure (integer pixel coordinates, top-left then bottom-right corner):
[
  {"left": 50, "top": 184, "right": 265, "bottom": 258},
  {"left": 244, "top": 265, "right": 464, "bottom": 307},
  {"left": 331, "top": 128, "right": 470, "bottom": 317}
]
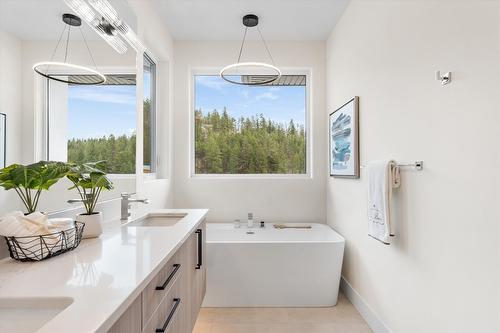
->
[{"left": 247, "top": 213, "right": 254, "bottom": 228}]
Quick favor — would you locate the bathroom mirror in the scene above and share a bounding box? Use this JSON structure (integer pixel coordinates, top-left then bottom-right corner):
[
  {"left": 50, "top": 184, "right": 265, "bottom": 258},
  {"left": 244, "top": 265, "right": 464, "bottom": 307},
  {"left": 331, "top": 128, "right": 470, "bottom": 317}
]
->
[{"left": 0, "top": 0, "right": 139, "bottom": 213}]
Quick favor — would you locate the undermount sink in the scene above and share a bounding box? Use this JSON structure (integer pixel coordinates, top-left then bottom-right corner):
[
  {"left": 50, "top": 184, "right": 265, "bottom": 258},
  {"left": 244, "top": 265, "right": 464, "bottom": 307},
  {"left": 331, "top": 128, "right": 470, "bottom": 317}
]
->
[
  {"left": 0, "top": 297, "right": 73, "bottom": 333},
  {"left": 126, "top": 212, "right": 188, "bottom": 227}
]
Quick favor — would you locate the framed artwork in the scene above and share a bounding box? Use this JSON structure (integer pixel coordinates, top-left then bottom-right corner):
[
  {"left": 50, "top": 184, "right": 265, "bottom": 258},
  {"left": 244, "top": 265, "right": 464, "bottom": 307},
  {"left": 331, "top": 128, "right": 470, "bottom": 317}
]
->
[
  {"left": 329, "top": 97, "right": 359, "bottom": 178},
  {"left": 0, "top": 113, "right": 5, "bottom": 168}
]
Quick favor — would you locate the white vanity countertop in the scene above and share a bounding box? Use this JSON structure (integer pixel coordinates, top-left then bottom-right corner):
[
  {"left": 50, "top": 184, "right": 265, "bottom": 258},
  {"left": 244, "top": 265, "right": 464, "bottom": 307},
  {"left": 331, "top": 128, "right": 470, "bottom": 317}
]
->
[{"left": 0, "top": 209, "right": 208, "bottom": 333}]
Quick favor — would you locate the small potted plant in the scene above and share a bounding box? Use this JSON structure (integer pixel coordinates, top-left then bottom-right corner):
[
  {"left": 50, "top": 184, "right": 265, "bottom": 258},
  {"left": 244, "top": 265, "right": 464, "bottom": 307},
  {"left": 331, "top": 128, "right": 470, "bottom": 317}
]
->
[
  {"left": 0, "top": 161, "right": 69, "bottom": 214},
  {"left": 66, "top": 161, "right": 113, "bottom": 238}
]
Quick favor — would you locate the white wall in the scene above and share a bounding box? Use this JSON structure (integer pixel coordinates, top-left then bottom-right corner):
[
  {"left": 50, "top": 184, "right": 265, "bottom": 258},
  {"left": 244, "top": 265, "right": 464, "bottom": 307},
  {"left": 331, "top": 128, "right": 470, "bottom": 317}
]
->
[
  {"left": 128, "top": 0, "right": 175, "bottom": 213},
  {"left": 47, "top": 80, "right": 68, "bottom": 162},
  {"left": 0, "top": 30, "right": 23, "bottom": 257},
  {"left": 173, "top": 41, "right": 326, "bottom": 223},
  {"left": 326, "top": 1, "right": 500, "bottom": 332}
]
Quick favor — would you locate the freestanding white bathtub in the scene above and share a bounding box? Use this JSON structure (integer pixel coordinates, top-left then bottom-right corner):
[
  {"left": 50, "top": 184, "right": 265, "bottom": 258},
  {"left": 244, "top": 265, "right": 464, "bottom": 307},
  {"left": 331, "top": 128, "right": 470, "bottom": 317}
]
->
[{"left": 202, "top": 223, "right": 345, "bottom": 307}]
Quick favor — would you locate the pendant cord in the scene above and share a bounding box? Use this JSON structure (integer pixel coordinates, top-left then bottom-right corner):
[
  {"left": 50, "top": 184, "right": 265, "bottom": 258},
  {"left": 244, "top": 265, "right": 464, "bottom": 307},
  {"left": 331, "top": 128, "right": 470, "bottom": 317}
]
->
[
  {"left": 257, "top": 26, "right": 275, "bottom": 66},
  {"left": 64, "top": 25, "right": 71, "bottom": 63},
  {"left": 45, "top": 24, "right": 68, "bottom": 75},
  {"left": 237, "top": 27, "right": 248, "bottom": 63},
  {"left": 79, "top": 26, "right": 99, "bottom": 71}
]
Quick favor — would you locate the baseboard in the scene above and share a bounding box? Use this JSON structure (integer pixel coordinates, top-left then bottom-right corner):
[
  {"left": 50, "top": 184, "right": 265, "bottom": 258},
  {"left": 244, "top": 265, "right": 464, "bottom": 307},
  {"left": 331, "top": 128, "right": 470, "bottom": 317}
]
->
[{"left": 340, "top": 276, "right": 392, "bottom": 333}]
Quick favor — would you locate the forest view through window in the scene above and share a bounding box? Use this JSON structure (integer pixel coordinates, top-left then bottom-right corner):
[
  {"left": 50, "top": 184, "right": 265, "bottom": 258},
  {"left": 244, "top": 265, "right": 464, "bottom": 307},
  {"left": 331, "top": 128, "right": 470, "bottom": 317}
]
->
[
  {"left": 48, "top": 74, "right": 137, "bottom": 174},
  {"left": 194, "top": 75, "right": 307, "bottom": 174}
]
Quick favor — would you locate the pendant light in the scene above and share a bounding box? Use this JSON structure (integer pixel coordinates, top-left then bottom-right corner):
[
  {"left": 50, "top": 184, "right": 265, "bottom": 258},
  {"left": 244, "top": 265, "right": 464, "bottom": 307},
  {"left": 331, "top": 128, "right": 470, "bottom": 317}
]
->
[
  {"left": 220, "top": 14, "right": 281, "bottom": 86},
  {"left": 33, "top": 13, "right": 106, "bottom": 85}
]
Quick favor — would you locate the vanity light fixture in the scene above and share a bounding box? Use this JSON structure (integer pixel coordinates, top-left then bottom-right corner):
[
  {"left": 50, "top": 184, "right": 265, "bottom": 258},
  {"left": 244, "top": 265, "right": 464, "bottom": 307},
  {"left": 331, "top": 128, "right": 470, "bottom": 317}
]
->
[
  {"left": 220, "top": 14, "right": 281, "bottom": 85},
  {"left": 33, "top": 13, "right": 106, "bottom": 85},
  {"left": 64, "top": 0, "right": 144, "bottom": 53}
]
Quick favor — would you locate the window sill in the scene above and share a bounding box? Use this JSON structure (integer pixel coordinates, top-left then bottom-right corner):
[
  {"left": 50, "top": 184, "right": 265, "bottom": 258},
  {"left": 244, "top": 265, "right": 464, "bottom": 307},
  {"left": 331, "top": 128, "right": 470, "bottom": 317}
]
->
[
  {"left": 190, "top": 174, "right": 312, "bottom": 180},
  {"left": 108, "top": 174, "right": 136, "bottom": 180}
]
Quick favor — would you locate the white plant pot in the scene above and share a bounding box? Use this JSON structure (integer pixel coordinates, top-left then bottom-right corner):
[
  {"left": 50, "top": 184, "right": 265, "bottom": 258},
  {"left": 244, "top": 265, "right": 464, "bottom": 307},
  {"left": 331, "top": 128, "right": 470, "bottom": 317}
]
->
[{"left": 76, "top": 212, "right": 103, "bottom": 239}]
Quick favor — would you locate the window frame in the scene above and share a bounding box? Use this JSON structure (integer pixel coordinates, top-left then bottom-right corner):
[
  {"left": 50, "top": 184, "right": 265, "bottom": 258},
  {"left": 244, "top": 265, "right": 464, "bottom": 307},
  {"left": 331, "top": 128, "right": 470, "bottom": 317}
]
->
[
  {"left": 43, "top": 67, "right": 137, "bottom": 179},
  {"left": 189, "top": 68, "right": 312, "bottom": 179},
  {"left": 142, "top": 52, "right": 158, "bottom": 178}
]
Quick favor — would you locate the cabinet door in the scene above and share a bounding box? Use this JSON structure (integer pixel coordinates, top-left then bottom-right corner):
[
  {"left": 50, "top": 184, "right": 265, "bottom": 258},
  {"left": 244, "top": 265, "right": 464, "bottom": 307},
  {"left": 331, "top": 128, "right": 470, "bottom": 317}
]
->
[
  {"left": 175, "top": 241, "right": 191, "bottom": 333},
  {"left": 107, "top": 294, "right": 142, "bottom": 333},
  {"left": 188, "top": 221, "right": 206, "bottom": 331}
]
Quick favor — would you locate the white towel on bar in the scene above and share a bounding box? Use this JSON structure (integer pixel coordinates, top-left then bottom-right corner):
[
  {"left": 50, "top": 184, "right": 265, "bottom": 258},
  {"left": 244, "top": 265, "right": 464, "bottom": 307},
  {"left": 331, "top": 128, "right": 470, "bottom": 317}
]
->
[{"left": 367, "top": 160, "right": 400, "bottom": 244}]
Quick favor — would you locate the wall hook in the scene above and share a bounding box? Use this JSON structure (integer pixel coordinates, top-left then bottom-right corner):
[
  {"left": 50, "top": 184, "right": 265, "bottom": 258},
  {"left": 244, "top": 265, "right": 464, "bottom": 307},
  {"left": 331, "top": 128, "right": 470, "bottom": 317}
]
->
[{"left": 436, "top": 71, "right": 451, "bottom": 85}]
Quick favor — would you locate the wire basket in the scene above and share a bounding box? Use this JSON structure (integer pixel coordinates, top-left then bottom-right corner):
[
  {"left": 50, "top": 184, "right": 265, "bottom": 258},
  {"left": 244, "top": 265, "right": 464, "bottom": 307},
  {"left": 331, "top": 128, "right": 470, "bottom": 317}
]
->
[{"left": 4, "top": 222, "right": 85, "bottom": 262}]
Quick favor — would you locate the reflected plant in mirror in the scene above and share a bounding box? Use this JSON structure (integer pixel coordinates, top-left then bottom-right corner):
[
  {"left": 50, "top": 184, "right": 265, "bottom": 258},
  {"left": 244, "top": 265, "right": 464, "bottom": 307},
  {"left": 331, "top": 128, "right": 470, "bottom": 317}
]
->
[
  {"left": 66, "top": 161, "right": 114, "bottom": 214},
  {"left": 66, "top": 161, "right": 113, "bottom": 238},
  {"left": 0, "top": 161, "right": 69, "bottom": 214}
]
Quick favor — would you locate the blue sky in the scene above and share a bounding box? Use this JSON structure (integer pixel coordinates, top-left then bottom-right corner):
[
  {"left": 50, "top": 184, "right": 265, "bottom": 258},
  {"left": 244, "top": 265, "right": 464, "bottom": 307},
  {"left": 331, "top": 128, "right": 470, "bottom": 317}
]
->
[
  {"left": 195, "top": 76, "right": 306, "bottom": 126},
  {"left": 68, "top": 85, "right": 137, "bottom": 139},
  {"left": 68, "top": 72, "right": 153, "bottom": 140}
]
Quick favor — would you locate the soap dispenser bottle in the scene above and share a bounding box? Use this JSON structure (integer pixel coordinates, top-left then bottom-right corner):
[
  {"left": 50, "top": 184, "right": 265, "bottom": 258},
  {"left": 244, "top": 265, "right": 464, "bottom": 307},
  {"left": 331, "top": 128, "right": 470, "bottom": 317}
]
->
[{"left": 247, "top": 213, "right": 254, "bottom": 228}]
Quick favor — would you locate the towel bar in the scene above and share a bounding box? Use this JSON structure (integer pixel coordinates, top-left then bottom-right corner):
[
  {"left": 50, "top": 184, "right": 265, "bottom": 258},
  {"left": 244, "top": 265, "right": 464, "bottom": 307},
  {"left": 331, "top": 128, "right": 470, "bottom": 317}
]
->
[{"left": 361, "top": 161, "right": 424, "bottom": 171}]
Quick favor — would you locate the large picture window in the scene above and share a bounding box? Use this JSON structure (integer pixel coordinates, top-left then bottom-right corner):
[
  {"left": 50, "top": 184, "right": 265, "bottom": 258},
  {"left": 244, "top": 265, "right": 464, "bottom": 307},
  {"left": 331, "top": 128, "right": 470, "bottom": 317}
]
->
[
  {"left": 193, "top": 74, "right": 307, "bottom": 175},
  {"left": 47, "top": 74, "right": 137, "bottom": 174}
]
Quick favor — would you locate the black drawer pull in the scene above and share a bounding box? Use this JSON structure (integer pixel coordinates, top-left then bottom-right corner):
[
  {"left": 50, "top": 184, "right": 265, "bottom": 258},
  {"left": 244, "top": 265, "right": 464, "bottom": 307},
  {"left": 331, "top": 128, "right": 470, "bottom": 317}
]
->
[
  {"left": 155, "top": 298, "right": 181, "bottom": 333},
  {"left": 195, "top": 229, "right": 202, "bottom": 269},
  {"left": 156, "top": 264, "right": 181, "bottom": 291}
]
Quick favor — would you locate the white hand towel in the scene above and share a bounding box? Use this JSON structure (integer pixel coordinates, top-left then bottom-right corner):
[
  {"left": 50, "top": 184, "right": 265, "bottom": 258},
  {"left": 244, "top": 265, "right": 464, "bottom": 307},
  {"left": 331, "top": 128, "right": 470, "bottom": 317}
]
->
[{"left": 367, "top": 160, "right": 400, "bottom": 244}]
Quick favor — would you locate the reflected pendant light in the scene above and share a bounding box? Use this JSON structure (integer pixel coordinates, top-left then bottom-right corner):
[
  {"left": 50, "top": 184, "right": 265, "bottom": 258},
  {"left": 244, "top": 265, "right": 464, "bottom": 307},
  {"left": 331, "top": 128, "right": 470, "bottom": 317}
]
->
[
  {"left": 220, "top": 14, "right": 281, "bottom": 86},
  {"left": 33, "top": 13, "right": 106, "bottom": 85}
]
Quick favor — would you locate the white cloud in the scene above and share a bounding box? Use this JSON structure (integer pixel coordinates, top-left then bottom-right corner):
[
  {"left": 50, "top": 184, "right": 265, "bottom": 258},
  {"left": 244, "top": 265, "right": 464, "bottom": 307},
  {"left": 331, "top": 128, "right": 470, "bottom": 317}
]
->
[
  {"left": 255, "top": 92, "right": 278, "bottom": 101},
  {"left": 196, "top": 76, "right": 229, "bottom": 91},
  {"left": 70, "top": 88, "right": 136, "bottom": 105}
]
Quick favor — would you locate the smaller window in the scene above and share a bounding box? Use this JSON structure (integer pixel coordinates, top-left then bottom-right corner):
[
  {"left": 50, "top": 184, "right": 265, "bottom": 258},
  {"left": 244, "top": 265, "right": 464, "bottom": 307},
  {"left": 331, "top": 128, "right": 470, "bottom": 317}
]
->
[{"left": 143, "top": 54, "right": 157, "bottom": 174}]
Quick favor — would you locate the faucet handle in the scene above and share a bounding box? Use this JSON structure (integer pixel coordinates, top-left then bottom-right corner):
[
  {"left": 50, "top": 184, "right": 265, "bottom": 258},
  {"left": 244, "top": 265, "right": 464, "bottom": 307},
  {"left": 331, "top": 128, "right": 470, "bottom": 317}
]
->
[
  {"left": 143, "top": 199, "right": 150, "bottom": 204},
  {"left": 121, "top": 192, "right": 131, "bottom": 199}
]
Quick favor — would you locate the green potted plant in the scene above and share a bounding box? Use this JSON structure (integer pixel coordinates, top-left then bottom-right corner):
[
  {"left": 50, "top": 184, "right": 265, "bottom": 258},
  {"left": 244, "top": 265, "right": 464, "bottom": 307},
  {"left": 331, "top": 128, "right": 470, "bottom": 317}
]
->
[
  {"left": 66, "top": 161, "right": 113, "bottom": 238},
  {"left": 0, "top": 161, "right": 69, "bottom": 214}
]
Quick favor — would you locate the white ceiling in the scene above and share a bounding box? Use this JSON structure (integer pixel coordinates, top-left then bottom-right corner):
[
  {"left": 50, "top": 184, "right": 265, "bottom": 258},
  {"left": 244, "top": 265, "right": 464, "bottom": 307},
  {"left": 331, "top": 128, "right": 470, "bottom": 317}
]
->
[
  {"left": 152, "top": 0, "right": 350, "bottom": 41},
  {"left": 0, "top": 0, "right": 135, "bottom": 40},
  {"left": 0, "top": 0, "right": 350, "bottom": 41}
]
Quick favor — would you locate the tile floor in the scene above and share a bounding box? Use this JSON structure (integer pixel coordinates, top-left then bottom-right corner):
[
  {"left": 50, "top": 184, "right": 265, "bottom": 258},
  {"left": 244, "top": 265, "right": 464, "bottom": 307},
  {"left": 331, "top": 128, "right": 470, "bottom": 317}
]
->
[{"left": 193, "top": 292, "right": 373, "bottom": 333}]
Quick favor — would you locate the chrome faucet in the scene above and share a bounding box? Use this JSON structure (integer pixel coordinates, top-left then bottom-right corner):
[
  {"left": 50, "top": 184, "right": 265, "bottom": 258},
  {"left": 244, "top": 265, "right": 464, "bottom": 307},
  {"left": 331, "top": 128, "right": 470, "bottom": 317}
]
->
[{"left": 121, "top": 192, "right": 149, "bottom": 221}]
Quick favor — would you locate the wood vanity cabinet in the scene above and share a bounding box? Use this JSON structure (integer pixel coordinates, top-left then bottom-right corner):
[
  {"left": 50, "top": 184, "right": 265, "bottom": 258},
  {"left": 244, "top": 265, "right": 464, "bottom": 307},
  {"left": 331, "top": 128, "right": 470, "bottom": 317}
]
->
[{"left": 107, "top": 221, "right": 206, "bottom": 333}]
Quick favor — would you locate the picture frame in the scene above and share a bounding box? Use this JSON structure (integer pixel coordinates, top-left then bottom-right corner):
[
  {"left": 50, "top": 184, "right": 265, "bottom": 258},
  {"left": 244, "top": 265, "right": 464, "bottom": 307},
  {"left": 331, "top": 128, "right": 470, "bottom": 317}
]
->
[
  {"left": 329, "top": 97, "right": 359, "bottom": 178},
  {"left": 0, "top": 113, "right": 5, "bottom": 169}
]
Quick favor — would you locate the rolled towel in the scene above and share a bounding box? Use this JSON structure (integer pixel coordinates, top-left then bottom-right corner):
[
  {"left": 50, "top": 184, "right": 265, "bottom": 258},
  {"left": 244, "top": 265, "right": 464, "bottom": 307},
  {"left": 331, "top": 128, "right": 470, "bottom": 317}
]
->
[
  {"left": 0, "top": 211, "right": 33, "bottom": 237},
  {"left": 20, "top": 212, "right": 51, "bottom": 235},
  {"left": 48, "top": 218, "right": 76, "bottom": 246},
  {"left": 47, "top": 218, "right": 75, "bottom": 231}
]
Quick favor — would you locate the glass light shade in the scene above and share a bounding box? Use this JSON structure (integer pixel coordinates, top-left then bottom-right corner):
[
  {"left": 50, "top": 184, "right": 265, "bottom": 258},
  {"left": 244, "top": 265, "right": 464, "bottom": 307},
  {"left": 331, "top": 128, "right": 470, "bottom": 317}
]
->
[
  {"left": 88, "top": 0, "right": 121, "bottom": 26},
  {"left": 64, "top": 0, "right": 127, "bottom": 54}
]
